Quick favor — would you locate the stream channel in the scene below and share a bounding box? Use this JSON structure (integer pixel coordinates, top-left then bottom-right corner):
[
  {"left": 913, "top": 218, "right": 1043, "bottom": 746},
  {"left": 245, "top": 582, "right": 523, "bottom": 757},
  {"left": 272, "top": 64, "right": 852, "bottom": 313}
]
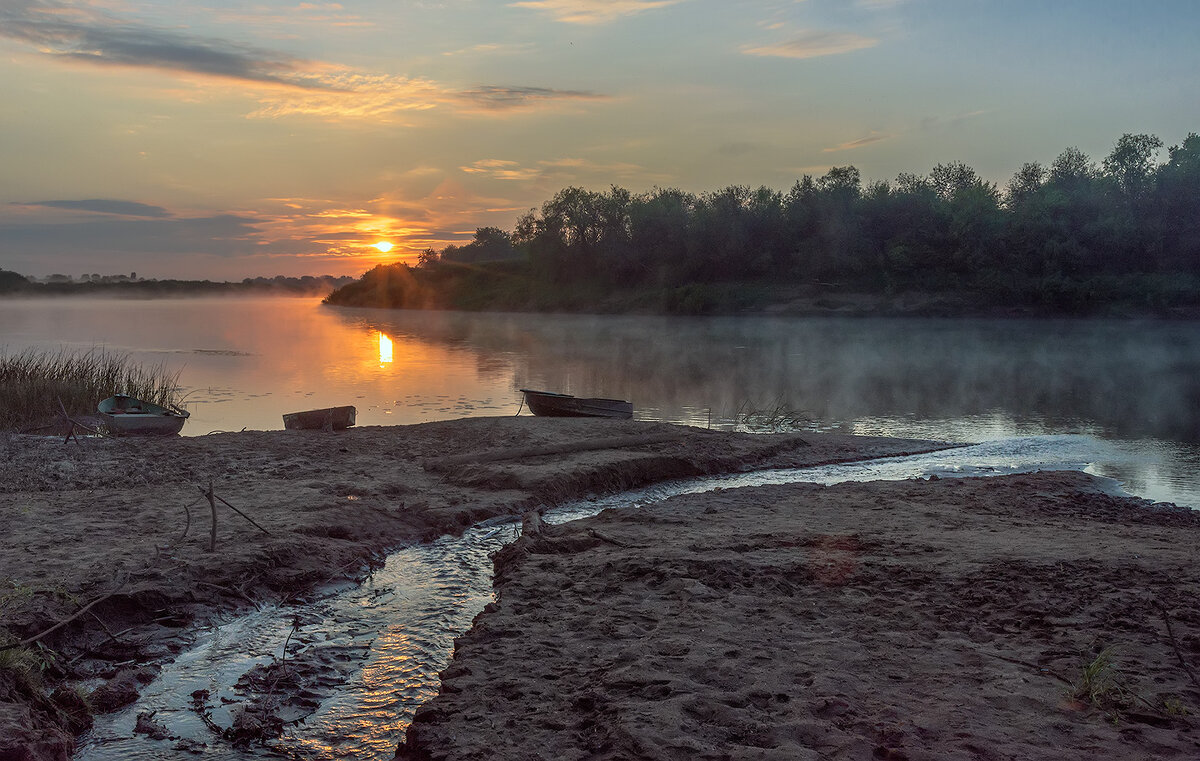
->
[{"left": 75, "top": 435, "right": 1137, "bottom": 760}]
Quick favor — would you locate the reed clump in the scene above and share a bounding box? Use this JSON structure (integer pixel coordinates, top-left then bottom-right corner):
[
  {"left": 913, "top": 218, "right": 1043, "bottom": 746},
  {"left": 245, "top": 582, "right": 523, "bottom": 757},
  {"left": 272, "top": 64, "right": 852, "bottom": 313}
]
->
[
  {"left": 0, "top": 348, "right": 181, "bottom": 431},
  {"left": 732, "top": 398, "right": 811, "bottom": 433}
]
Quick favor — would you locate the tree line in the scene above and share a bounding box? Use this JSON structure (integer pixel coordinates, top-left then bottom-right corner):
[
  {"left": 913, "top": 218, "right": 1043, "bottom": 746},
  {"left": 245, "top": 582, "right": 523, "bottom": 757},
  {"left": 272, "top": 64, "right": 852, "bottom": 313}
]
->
[{"left": 329, "top": 132, "right": 1200, "bottom": 315}]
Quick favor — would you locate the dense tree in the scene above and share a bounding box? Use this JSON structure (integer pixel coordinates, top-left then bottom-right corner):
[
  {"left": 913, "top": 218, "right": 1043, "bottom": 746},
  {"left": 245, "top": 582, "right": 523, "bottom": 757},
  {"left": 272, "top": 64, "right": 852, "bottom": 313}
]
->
[
  {"left": 1154, "top": 133, "right": 1200, "bottom": 272},
  {"left": 329, "top": 131, "right": 1200, "bottom": 316},
  {"left": 1102, "top": 133, "right": 1163, "bottom": 200},
  {"left": 0, "top": 269, "right": 30, "bottom": 292},
  {"left": 441, "top": 227, "right": 518, "bottom": 264}
]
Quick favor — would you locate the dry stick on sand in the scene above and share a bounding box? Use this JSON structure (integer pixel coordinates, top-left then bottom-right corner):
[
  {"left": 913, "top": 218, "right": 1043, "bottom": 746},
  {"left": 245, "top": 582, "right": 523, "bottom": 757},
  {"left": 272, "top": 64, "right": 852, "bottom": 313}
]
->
[
  {"left": 212, "top": 492, "right": 271, "bottom": 536},
  {"left": 1158, "top": 603, "right": 1200, "bottom": 690},
  {"left": 195, "top": 482, "right": 272, "bottom": 553},
  {"left": 205, "top": 479, "right": 218, "bottom": 552},
  {"left": 56, "top": 397, "right": 118, "bottom": 443},
  {"left": 0, "top": 589, "right": 123, "bottom": 652}
]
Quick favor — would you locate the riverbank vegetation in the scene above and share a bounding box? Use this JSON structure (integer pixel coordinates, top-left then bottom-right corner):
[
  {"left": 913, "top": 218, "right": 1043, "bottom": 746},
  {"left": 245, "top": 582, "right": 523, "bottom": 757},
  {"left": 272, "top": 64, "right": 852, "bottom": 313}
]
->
[
  {"left": 326, "top": 132, "right": 1200, "bottom": 316},
  {"left": 0, "top": 349, "right": 181, "bottom": 431}
]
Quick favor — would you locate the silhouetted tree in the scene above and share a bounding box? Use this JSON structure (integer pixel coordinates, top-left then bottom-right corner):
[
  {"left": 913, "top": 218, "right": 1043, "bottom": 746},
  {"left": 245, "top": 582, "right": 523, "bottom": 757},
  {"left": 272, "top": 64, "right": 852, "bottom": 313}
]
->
[{"left": 330, "top": 131, "right": 1200, "bottom": 316}]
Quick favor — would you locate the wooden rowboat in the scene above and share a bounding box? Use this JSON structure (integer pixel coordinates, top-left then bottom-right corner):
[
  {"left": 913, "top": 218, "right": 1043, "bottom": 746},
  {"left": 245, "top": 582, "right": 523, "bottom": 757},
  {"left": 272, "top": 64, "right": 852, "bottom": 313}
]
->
[
  {"left": 519, "top": 389, "right": 633, "bottom": 419},
  {"left": 283, "top": 405, "right": 356, "bottom": 431},
  {"left": 97, "top": 395, "right": 189, "bottom": 436}
]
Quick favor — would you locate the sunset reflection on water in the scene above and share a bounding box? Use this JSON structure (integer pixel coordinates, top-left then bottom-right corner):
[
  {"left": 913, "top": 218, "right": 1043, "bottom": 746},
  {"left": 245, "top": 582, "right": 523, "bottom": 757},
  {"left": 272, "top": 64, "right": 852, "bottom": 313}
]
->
[{"left": 378, "top": 331, "right": 393, "bottom": 367}]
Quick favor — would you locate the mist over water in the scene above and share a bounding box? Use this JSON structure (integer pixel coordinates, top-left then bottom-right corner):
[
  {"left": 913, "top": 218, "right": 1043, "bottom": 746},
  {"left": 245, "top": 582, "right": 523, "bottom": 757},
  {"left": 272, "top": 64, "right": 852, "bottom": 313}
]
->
[{"left": 1, "top": 296, "right": 1197, "bottom": 505}]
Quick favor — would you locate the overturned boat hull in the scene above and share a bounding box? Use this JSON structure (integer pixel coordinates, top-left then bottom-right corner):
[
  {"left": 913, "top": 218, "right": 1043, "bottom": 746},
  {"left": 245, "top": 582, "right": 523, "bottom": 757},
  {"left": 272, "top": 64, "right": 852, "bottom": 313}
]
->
[{"left": 283, "top": 405, "right": 357, "bottom": 430}]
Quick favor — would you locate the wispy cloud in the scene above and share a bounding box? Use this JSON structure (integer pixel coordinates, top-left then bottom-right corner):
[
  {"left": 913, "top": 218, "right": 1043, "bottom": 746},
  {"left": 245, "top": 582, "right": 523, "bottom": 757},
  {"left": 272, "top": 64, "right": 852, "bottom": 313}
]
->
[
  {"left": 247, "top": 73, "right": 446, "bottom": 120},
  {"left": 920, "top": 109, "right": 991, "bottom": 131},
  {"left": 16, "top": 199, "right": 172, "bottom": 217},
  {"left": 509, "top": 0, "right": 688, "bottom": 25},
  {"left": 460, "top": 156, "right": 648, "bottom": 181},
  {"left": 442, "top": 42, "right": 536, "bottom": 57},
  {"left": 539, "top": 157, "right": 646, "bottom": 175},
  {"left": 460, "top": 159, "right": 543, "bottom": 181},
  {"left": 207, "top": 2, "right": 372, "bottom": 31},
  {"left": 0, "top": 214, "right": 262, "bottom": 257},
  {"left": 742, "top": 31, "right": 878, "bottom": 59},
  {"left": 823, "top": 131, "right": 892, "bottom": 152},
  {"left": 0, "top": 0, "right": 337, "bottom": 89},
  {"left": 455, "top": 86, "right": 607, "bottom": 112},
  {"left": 0, "top": 3, "right": 611, "bottom": 122}
]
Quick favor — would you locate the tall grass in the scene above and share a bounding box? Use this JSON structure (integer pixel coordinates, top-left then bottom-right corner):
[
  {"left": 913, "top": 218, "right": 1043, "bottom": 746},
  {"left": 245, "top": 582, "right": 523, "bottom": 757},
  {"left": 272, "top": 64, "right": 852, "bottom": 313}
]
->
[
  {"left": 0, "top": 348, "right": 182, "bottom": 431},
  {"left": 732, "top": 398, "right": 811, "bottom": 433}
]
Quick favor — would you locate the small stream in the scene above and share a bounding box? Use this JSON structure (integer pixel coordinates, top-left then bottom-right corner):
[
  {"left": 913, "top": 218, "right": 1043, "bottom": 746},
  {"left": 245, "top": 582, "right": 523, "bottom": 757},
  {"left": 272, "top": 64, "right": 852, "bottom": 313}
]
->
[{"left": 75, "top": 435, "right": 1137, "bottom": 760}]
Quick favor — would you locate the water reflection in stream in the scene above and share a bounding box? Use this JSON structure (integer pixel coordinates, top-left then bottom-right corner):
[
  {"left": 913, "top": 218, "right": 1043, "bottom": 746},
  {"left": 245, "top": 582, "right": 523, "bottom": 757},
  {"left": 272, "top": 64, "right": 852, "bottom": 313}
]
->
[{"left": 76, "top": 435, "right": 1128, "bottom": 760}]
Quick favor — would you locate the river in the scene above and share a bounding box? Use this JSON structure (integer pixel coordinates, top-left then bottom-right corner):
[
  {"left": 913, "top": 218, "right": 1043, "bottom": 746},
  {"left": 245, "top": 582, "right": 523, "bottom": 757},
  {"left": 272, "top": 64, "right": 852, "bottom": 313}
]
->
[
  {"left": 6, "top": 295, "right": 1196, "bottom": 758},
  {"left": 1, "top": 295, "right": 1197, "bottom": 506}
]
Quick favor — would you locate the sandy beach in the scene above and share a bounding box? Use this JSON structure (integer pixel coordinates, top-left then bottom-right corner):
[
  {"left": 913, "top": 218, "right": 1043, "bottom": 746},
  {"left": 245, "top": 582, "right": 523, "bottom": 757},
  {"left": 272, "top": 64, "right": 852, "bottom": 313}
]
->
[
  {"left": 0, "top": 418, "right": 945, "bottom": 759},
  {"left": 399, "top": 471, "right": 1200, "bottom": 760}
]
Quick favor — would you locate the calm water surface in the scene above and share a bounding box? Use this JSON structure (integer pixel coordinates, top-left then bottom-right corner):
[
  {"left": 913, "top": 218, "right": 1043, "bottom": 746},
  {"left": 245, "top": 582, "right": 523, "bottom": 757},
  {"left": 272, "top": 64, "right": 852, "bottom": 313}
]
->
[{"left": 1, "top": 295, "right": 1197, "bottom": 506}]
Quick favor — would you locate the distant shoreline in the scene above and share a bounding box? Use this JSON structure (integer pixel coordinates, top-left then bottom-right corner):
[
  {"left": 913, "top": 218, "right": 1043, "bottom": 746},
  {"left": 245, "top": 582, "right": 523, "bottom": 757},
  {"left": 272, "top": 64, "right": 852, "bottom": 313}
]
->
[
  {"left": 6, "top": 275, "right": 1199, "bottom": 319},
  {"left": 320, "top": 260, "right": 1200, "bottom": 320},
  {"left": 401, "top": 470, "right": 1200, "bottom": 760},
  {"left": 0, "top": 275, "right": 353, "bottom": 299}
]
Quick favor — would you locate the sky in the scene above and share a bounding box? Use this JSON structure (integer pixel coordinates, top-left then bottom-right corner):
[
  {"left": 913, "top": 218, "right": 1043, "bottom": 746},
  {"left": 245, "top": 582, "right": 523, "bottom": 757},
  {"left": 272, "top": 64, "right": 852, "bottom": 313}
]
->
[{"left": 0, "top": 0, "right": 1197, "bottom": 280}]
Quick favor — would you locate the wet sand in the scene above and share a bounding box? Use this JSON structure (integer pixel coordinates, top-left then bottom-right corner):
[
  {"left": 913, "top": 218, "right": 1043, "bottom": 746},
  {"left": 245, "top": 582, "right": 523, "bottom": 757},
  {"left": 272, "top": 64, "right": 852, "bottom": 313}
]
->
[
  {"left": 0, "top": 418, "right": 945, "bottom": 759},
  {"left": 399, "top": 471, "right": 1200, "bottom": 760}
]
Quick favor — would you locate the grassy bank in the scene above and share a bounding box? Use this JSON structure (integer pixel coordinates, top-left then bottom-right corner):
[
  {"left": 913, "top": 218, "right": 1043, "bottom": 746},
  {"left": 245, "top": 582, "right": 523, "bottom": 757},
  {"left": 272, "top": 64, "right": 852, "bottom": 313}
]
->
[{"left": 0, "top": 348, "right": 181, "bottom": 431}]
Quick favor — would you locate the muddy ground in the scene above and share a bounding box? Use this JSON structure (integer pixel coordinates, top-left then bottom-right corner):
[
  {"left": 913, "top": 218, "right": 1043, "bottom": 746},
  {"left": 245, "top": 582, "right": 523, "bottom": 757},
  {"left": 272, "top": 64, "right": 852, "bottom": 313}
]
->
[
  {"left": 0, "top": 417, "right": 947, "bottom": 760},
  {"left": 400, "top": 471, "right": 1200, "bottom": 761}
]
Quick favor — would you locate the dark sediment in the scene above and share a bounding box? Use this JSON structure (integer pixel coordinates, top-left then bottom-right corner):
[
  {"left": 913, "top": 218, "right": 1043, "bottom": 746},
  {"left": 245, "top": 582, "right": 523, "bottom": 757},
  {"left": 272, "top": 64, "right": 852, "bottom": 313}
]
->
[
  {"left": 0, "top": 417, "right": 947, "bottom": 759},
  {"left": 400, "top": 471, "right": 1200, "bottom": 761}
]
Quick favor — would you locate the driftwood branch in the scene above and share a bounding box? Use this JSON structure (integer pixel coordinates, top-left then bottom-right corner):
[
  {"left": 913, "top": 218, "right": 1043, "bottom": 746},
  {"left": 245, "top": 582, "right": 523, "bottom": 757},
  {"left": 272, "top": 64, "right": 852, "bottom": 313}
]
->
[
  {"left": 424, "top": 432, "right": 686, "bottom": 472},
  {"left": 0, "top": 590, "right": 122, "bottom": 651},
  {"left": 587, "top": 528, "right": 643, "bottom": 548},
  {"left": 205, "top": 480, "right": 218, "bottom": 552},
  {"left": 212, "top": 492, "right": 271, "bottom": 536},
  {"left": 194, "top": 484, "right": 271, "bottom": 544},
  {"left": 1158, "top": 603, "right": 1200, "bottom": 690},
  {"left": 178, "top": 497, "right": 193, "bottom": 544},
  {"left": 56, "top": 397, "right": 117, "bottom": 441}
]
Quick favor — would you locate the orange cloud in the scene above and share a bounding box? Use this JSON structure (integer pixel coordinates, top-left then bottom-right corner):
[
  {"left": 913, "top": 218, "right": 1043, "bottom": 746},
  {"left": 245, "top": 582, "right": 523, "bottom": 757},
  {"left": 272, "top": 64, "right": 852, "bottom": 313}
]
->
[
  {"left": 460, "top": 160, "right": 543, "bottom": 181},
  {"left": 247, "top": 72, "right": 446, "bottom": 120},
  {"left": 251, "top": 180, "right": 533, "bottom": 272}
]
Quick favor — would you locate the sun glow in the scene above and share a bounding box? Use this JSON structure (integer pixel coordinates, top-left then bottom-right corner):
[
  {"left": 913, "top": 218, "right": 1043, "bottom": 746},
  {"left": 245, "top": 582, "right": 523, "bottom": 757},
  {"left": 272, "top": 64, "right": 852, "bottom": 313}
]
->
[{"left": 373, "top": 240, "right": 394, "bottom": 253}]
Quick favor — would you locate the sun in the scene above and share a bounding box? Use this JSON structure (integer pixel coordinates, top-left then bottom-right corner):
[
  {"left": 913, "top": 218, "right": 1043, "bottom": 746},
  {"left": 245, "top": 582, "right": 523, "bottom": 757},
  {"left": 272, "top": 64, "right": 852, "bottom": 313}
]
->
[{"left": 373, "top": 241, "right": 394, "bottom": 253}]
